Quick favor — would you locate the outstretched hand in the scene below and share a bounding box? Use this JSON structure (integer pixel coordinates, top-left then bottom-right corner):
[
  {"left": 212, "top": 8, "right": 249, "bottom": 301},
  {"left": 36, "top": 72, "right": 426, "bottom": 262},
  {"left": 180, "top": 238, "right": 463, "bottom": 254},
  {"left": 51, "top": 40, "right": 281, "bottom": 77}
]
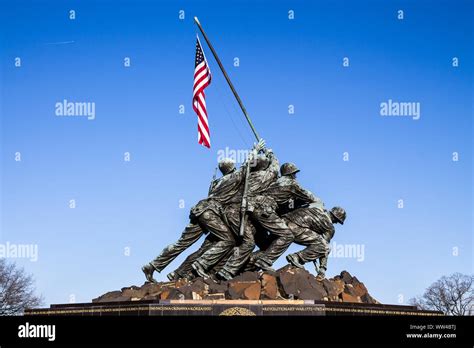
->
[{"left": 254, "top": 138, "right": 266, "bottom": 153}]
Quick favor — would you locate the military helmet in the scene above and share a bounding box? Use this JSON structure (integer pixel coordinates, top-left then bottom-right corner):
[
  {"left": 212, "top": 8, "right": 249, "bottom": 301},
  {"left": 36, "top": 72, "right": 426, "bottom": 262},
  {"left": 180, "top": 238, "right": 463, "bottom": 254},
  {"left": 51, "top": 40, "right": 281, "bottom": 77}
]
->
[
  {"left": 218, "top": 158, "right": 235, "bottom": 175},
  {"left": 280, "top": 163, "right": 300, "bottom": 176},
  {"left": 330, "top": 206, "right": 346, "bottom": 225}
]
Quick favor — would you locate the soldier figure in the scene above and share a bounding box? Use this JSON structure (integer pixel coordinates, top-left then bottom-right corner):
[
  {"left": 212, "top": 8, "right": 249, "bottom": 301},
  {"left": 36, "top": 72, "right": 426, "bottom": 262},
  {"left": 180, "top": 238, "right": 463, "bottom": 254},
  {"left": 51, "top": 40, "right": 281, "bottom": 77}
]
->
[
  {"left": 142, "top": 159, "right": 235, "bottom": 282},
  {"left": 191, "top": 141, "right": 266, "bottom": 278},
  {"left": 216, "top": 149, "right": 280, "bottom": 280},
  {"left": 248, "top": 163, "right": 320, "bottom": 272},
  {"left": 141, "top": 151, "right": 251, "bottom": 282},
  {"left": 142, "top": 139, "right": 346, "bottom": 282},
  {"left": 285, "top": 204, "right": 346, "bottom": 281}
]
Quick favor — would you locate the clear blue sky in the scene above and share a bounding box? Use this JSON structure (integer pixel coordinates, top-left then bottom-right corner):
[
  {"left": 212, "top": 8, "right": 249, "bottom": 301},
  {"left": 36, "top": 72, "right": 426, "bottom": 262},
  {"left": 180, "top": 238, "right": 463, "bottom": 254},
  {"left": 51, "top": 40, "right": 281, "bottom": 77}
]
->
[{"left": 0, "top": 0, "right": 472, "bottom": 306}]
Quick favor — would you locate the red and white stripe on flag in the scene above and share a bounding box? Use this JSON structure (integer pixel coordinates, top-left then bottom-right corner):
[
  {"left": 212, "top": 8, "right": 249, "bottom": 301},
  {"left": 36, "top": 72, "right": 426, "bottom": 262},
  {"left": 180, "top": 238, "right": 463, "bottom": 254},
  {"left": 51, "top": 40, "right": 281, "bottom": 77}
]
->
[{"left": 193, "top": 35, "right": 212, "bottom": 148}]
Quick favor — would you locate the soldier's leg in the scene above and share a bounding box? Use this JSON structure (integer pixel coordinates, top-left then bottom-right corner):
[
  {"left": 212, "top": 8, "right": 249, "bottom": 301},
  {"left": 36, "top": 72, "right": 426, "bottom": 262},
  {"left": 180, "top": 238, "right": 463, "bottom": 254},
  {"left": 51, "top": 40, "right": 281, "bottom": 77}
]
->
[
  {"left": 148, "top": 223, "right": 204, "bottom": 273},
  {"left": 301, "top": 236, "right": 331, "bottom": 281},
  {"left": 252, "top": 212, "right": 294, "bottom": 269},
  {"left": 243, "top": 250, "right": 263, "bottom": 272},
  {"left": 218, "top": 221, "right": 257, "bottom": 279},
  {"left": 192, "top": 210, "right": 236, "bottom": 276},
  {"left": 167, "top": 250, "right": 200, "bottom": 280},
  {"left": 209, "top": 247, "right": 234, "bottom": 275},
  {"left": 209, "top": 207, "right": 241, "bottom": 276},
  {"left": 169, "top": 235, "right": 215, "bottom": 280},
  {"left": 241, "top": 227, "right": 273, "bottom": 272},
  {"left": 286, "top": 226, "right": 319, "bottom": 268},
  {"left": 296, "top": 235, "right": 329, "bottom": 264}
]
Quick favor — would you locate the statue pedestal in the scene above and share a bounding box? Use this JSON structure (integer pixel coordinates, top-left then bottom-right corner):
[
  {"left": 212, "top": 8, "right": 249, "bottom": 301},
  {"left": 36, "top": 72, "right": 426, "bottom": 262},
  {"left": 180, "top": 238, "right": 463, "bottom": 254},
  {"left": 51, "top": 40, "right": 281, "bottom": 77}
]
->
[{"left": 25, "top": 299, "right": 442, "bottom": 316}]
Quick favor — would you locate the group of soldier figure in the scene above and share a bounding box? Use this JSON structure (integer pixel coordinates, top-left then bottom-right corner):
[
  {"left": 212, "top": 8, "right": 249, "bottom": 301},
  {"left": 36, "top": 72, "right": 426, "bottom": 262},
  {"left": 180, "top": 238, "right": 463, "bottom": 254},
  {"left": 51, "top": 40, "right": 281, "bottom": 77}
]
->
[{"left": 142, "top": 140, "right": 346, "bottom": 283}]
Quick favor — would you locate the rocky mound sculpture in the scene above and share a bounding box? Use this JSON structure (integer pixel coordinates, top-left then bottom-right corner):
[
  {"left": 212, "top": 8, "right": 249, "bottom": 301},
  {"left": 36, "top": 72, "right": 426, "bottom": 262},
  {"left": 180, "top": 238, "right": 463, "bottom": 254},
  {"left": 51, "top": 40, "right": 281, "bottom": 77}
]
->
[{"left": 93, "top": 268, "right": 378, "bottom": 304}]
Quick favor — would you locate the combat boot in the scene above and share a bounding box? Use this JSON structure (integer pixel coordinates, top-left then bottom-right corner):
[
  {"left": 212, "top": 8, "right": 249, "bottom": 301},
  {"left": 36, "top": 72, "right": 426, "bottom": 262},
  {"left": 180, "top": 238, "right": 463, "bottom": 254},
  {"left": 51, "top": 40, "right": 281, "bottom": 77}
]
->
[
  {"left": 253, "top": 258, "right": 275, "bottom": 272},
  {"left": 192, "top": 261, "right": 210, "bottom": 278},
  {"left": 286, "top": 254, "right": 304, "bottom": 268},
  {"left": 167, "top": 271, "right": 178, "bottom": 281},
  {"left": 142, "top": 263, "right": 157, "bottom": 283},
  {"left": 216, "top": 269, "right": 234, "bottom": 281}
]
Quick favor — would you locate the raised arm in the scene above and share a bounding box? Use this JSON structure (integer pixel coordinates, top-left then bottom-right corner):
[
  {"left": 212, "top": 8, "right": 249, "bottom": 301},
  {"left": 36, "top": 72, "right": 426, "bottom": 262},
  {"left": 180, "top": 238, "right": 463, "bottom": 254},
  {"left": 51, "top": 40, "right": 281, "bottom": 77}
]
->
[{"left": 240, "top": 139, "right": 266, "bottom": 169}]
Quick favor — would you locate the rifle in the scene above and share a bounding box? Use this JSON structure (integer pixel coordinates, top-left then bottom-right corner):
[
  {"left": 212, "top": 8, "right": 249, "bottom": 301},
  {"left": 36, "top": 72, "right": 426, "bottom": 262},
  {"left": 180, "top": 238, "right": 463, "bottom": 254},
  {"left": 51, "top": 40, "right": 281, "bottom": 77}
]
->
[
  {"left": 313, "top": 259, "right": 319, "bottom": 274},
  {"left": 239, "top": 159, "right": 252, "bottom": 237},
  {"left": 208, "top": 166, "right": 218, "bottom": 195}
]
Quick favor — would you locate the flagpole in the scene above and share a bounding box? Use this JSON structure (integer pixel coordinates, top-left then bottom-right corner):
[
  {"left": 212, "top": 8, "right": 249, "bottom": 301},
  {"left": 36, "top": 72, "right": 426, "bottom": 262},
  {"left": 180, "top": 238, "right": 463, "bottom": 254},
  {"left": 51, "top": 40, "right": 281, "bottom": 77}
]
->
[{"left": 194, "top": 16, "right": 260, "bottom": 142}]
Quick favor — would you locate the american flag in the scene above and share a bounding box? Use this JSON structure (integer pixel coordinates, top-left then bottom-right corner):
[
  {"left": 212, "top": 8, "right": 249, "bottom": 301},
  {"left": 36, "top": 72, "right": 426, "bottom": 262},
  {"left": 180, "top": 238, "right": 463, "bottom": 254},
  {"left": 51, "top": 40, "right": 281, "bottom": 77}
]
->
[{"left": 193, "top": 35, "right": 212, "bottom": 148}]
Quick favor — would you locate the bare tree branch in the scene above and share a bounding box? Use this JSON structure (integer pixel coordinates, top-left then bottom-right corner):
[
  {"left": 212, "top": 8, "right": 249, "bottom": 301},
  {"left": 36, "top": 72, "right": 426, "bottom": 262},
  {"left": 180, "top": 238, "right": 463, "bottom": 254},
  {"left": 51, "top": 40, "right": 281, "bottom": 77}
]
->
[
  {"left": 0, "top": 259, "right": 43, "bottom": 315},
  {"left": 409, "top": 273, "right": 474, "bottom": 316}
]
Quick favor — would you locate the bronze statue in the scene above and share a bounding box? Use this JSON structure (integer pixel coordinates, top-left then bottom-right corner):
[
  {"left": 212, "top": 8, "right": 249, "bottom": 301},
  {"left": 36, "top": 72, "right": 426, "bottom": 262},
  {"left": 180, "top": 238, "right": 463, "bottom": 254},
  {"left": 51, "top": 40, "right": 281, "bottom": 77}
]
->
[
  {"left": 141, "top": 157, "right": 242, "bottom": 282},
  {"left": 244, "top": 162, "right": 320, "bottom": 272},
  {"left": 284, "top": 204, "right": 346, "bottom": 281},
  {"left": 140, "top": 19, "right": 350, "bottom": 284},
  {"left": 142, "top": 140, "right": 265, "bottom": 282},
  {"left": 142, "top": 140, "right": 346, "bottom": 283}
]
